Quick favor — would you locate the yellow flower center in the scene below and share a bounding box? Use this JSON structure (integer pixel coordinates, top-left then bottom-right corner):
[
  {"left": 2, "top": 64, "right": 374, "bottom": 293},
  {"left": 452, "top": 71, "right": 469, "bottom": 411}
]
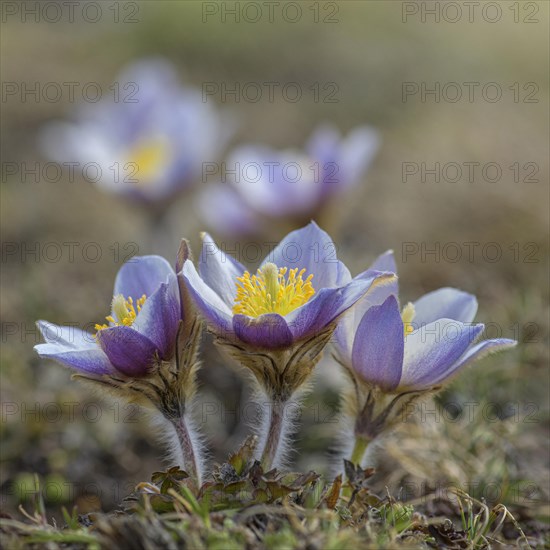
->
[
  {"left": 232, "top": 262, "right": 315, "bottom": 318},
  {"left": 127, "top": 137, "right": 171, "bottom": 185},
  {"left": 401, "top": 302, "right": 416, "bottom": 335},
  {"left": 95, "top": 294, "right": 147, "bottom": 333}
]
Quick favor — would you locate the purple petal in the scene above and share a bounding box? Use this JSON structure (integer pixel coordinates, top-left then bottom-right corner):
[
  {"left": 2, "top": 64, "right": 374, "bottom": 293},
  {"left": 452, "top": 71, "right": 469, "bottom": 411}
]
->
[
  {"left": 307, "top": 125, "right": 344, "bottom": 196},
  {"left": 35, "top": 321, "right": 114, "bottom": 375},
  {"left": 181, "top": 261, "right": 233, "bottom": 338},
  {"left": 369, "top": 250, "right": 397, "bottom": 274},
  {"left": 307, "top": 124, "right": 379, "bottom": 194},
  {"left": 352, "top": 268, "right": 399, "bottom": 315},
  {"left": 132, "top": 276, "right": 180, "bottom": 359},
  {"left": 334, "top": 250, "right": 398, "bottom": 360},
  {"left": 198, "top": 185, "right": 260, "bottom": 236},
  {"left": 284, "top": 287, "right": 341, "bottom": 342},
  {"left": 286, "top": 271, "right": 396, "bottom": 343},
  {"left": 233, "top": 314, "right": 293, "bottom": 349},
  {"left": 37, "top": 321, "right": 96, "bottom": 348},
  {"left": 334, "top": 126, "right": 380, "bottom": 191},
  {"left": 114, "top": 255, "right": 174, "bottom": 303},
  {"left": 199, "top": 233, "right": 245, "bottom": 308},
  {"left": 351, "top": 295, "right": 404, "bottom": 391},
  {"left": 399, "top": 320, "right": 485, "bottom": 390},
  {"left": 306, "top": 124, "right": 340, "bottom": 163},
  {"left": 429, "top": 338, "right": 517, "bottom": 386},
  {"left": 261, "top": 221, "right": 344, "bottom": 289},
  {"left": 226, "top": 145, "right": 319, "bottom": 217},
  {"left": 413, "top": 288, "right": 478, "bottom": 327},
  {"left": 335, "top": 261, "right": 352, "bottom": 286},
  {"left": 96, "top": 327, "right": 158, "bottom": 376},
  {"left": 116, "top": 58, "right": 181, "bottom": 104},
  {"left": 333, "top": 270, "right": 398, "bottom": 363},
  {"left": 34, "top": 343, "right": 114, "bottom": 375}
]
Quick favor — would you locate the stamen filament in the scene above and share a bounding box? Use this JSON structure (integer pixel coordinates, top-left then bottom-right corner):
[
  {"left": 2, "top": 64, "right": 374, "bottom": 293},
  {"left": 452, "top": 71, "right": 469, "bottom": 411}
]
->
[
  {"left": 95, "top": 294, "right": 147, "bottom": 333},
  {"left": 401, "top": 302, "right": 416, "bottom": 335},
  {"left": 233, "top": 263, "right": 315, "bottom": 317}
]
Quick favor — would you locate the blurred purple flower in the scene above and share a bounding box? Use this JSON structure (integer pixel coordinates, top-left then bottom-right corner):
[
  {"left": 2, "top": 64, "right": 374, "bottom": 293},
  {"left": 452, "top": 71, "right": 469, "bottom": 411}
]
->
[
  {"left": 334, "top": 250, "right": 517, "bottom": 392},
  {"left": 180, "top": 222, "right": 394, "bottom": 351},
  {"left": 198, "top": 124, "right": 379, "bottom": 235},
  {"left": 35, "top": 256, "right": 180, "bottom": 377},
  {"left": 39, "top": 58, "right": 233, "bottom": 202}
]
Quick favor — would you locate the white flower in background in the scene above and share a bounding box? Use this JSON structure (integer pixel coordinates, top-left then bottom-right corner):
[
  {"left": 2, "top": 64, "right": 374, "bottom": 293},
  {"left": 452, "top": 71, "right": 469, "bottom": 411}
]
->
[
  {"left": 198, "top": 124, "right": 379, "bottom": 235},
  {"left": 39, "top": 58, "right": 234, "bottom": 203}
]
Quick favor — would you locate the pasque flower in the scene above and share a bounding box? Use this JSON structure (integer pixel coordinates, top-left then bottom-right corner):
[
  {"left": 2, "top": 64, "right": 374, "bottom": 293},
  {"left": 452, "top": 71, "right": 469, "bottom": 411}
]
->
[
  {"left": 198, "top": 124, "right": 379, "bottom": 236},
  {"left": 35, "top": 250, "right": 205, "bottom": 486},
  {"left": 39, "top": 58, "right": 233, "bottom": 203},
  {"left": 36, "top": 256, "right": 180, "bottom": 377},
  {"left": 333, "top": 250, "right": 517, "bottom": 467},
  {"left": 180, "top": 222, "right": 396, "bottom": 468}
]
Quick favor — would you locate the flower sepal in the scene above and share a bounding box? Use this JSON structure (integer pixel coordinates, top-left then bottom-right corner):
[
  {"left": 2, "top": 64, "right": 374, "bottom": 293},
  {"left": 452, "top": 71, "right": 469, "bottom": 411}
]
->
[
  {"left": 72, "top": 319, "right": 202, "bottom": 417},
  {"left": 339, "top": 362, "right": 435, "bottom": 442},
  {"left": 214, "top": 322, "right": 335, "bottom": 402}
]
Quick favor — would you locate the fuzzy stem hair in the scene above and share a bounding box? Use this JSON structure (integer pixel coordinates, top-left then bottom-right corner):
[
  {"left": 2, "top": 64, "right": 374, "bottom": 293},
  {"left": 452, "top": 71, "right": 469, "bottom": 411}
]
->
[
  {"left": 259, "top": 399, "right": 288, "bottom": 470},
  {"left": 256, "top": 389, "right": 305, "bottom": 471},
  {"left": 165, "top": 412, "right": 204, "bottom": 487}
]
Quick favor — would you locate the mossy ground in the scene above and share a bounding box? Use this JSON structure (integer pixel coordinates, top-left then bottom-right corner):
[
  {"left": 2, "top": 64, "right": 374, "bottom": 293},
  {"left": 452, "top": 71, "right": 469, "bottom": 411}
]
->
[{"left": 1, "top": 447, "right": 545, "bottom": 549}]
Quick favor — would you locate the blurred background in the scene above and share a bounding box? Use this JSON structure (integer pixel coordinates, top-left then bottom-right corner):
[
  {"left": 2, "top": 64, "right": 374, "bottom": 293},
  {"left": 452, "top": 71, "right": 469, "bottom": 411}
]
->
[{"left": 1, "top": 0, "right": 548, "bottom": 524}]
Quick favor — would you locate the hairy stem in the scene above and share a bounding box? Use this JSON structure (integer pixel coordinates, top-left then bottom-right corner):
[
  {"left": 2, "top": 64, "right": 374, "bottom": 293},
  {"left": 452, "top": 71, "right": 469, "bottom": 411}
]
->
[
  {"left": 169, "top": 413, "right": 202, "bottom": 487},
  {"left": 260, "top": 399, "right": 289, "bottom": 470}
]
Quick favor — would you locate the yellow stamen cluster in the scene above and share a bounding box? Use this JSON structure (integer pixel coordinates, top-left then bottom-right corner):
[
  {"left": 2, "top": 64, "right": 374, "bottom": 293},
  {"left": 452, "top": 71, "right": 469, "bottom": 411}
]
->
[
  {"left": 401, "top": 302, "right": 416, "bottom": 335},
  {"left": 95, "top": 294, "right": 147, "bottom": 332},
  {"left": 233, "top": 262, "right": 315, "bottom": 318},
  {"left": 127, "top": 138, "right": 170, "bottom": 185}
]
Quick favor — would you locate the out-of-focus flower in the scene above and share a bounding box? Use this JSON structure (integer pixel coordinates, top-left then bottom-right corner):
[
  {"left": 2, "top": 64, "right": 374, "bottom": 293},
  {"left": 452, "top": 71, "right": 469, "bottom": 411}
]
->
[
  {"left": 180, "top": 221, "right": 395, "bottom": 468},
  {"left": 39, "top": 58, "right": 233, "bottom": 203},
  {"left": 35, "top": 250, "right": 205, "bottom": 486},
  {"left": 198, "top": 124, "right": 379, "bottom": 235},
  {"left": 333, "top": 250, "right": 517, "bottom": 467}
]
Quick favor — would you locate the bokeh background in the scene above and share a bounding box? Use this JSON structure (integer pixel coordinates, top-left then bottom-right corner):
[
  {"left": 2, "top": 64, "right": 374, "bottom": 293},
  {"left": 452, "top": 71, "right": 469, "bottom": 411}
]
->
[{"left": 1, "top": 0, "right": 548, "bottom": 526}]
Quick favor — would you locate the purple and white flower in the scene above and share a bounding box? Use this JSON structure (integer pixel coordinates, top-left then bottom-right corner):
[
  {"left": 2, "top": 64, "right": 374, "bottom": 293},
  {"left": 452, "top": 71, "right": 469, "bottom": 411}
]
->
[
  {"left": 180, "top": 222, "right": 395, "bottom": 469},
  {"left": 198, "top": 124, "right": 379, "bottom": 235},
  {"left": 180, "top": 222, "right": 394, "bottom": 353},
  {"left": 332, "top": 250, "right": 517, "bottom": 471},
  {"left": 35, "top": 256, "right": 180, "bottom": 377},
  {"left": 39, "top": 58, "right": 233, "bottom": 203},
  {"left": 334, "top": 250, "right": 517, "bottom": 393},
  {"left": 35, "top": 251, "right": 204, "bottom": 484}
]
